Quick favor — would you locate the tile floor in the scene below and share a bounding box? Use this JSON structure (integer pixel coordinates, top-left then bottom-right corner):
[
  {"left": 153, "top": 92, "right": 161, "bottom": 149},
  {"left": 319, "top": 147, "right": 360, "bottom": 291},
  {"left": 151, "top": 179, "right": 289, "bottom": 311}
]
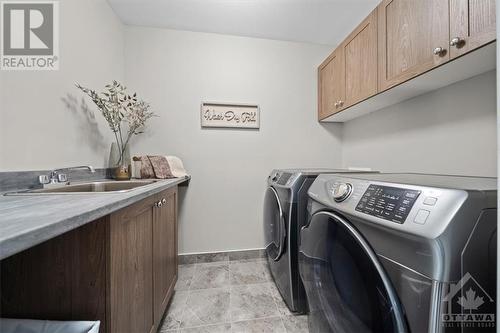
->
[{"left": 158, "top": 258, "right": 309, "bottom": 333}]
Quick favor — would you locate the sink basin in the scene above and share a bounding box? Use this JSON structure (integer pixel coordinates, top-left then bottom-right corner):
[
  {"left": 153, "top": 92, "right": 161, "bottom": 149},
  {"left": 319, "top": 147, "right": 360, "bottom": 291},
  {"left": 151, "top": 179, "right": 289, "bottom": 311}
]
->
[{"left": 6, "top": 180, "right": 159, "bottom": 195}]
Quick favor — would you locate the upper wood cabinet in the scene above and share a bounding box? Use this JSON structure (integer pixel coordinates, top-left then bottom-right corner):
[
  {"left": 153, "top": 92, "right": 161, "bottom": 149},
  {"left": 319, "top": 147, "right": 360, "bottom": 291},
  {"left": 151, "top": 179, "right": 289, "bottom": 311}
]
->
[
  {"left": 450, "top": 0, "right": 496, "bottom": 59},
  {"left": 318, "top": 49, "right": 345, "bottom": 119},
  {"left": 342, "top": 9, "right": 378, "bottom": 108},
  {"left": 377, "top": 0, "right": 496, "bottom": 80},
  {"left": 378, "top": 0, "right": 450, "bottom": 91},
  {"left": 318, "top": 10, "right": 377, "bottom": 120},
  {"left": 317, "top": 0, "right": 495, "bottom": 121}
]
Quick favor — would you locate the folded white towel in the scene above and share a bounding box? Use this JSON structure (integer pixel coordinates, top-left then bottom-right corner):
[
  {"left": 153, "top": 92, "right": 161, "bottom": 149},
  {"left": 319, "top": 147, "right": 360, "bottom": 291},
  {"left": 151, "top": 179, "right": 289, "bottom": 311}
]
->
[
  {"left": 167, "top": 156, "right": 188, "bottom": 177},
  {"left": 132, "top": 155, "right": 188, "bottom": 179}
]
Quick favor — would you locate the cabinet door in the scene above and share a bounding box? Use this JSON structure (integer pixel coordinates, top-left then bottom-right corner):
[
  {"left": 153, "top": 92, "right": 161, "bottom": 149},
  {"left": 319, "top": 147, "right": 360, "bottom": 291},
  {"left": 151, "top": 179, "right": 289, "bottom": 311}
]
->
[
  {"left": 153, "top": 187, "right": 178, "bottom": 323},
  {"left": 342, "top": 10, "right": 378, "bottom": 108},
  {"left": 109, "top": 198, "right": 155, "bottom": 333},
  {"left": 378, "top": 0, "right": 450, "bottom": 91},
  {"left": 450, "top": 0, "right": 496, "bottom": 59},
  {"left": 318, "top": 49, "right": 345, "bottom": 120}
]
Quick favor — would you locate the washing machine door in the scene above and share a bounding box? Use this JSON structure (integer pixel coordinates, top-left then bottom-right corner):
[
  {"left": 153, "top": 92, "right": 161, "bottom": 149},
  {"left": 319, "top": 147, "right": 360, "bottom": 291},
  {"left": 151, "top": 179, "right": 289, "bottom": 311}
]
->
[
  {"left": 264, "top": 186, "right": 286, "bottom": 261},
  {"left": 299, "top": 211, "right": 408, "bottom": 333}
]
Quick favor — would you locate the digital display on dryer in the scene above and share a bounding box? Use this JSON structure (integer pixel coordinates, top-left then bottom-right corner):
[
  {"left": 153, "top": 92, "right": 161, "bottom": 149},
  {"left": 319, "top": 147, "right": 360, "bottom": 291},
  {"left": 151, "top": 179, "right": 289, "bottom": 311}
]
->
[{"left": 355, "top": 185, "right": 421, "bottom": 224}]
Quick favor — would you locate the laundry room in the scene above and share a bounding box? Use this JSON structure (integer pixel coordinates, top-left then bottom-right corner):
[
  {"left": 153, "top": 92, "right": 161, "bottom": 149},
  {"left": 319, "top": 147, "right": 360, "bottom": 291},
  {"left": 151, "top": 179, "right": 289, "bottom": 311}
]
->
[{"left": 0, "top": 0, "right": 497, "bottom": 332}]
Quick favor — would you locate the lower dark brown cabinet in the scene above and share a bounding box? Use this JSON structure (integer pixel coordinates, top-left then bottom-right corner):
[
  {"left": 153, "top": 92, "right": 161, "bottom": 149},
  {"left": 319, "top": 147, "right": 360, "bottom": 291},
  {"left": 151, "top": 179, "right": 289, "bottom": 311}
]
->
[
  {"left": 0, "top": 186, "right": 179, "bottom": 333},
  {"left": 153, "top": 188, "right": 178, "bottom": 325}
]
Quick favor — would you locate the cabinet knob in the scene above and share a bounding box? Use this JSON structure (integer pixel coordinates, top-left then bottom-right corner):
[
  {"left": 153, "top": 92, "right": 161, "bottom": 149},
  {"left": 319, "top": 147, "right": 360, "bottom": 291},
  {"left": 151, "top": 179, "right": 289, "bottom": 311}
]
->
[
  {"left": 433, "top": 47, "right": 446, "bottom": 56},
  {"left": 156, "top": 201, "right": 163, "bottom": 208},
  {"left": 162, "top": 198, "right": 167, "bottom": 204},
  {"left": 38, "top": 175, "right": 50, "bottom": 185},
  {"left": 338, "top": 100, "right": 344, "bottom": 107},
  {"left": 450, "top": 37, "right": 465, "bottom": 48},
  {"left": 334, "top": 101, "right": 339, "bottom": 108}
]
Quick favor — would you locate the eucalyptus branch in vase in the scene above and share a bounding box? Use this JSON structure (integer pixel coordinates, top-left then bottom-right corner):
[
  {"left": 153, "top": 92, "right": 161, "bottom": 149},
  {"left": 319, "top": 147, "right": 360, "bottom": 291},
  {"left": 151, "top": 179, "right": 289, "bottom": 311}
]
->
[{"left": 76, "top": 80, "right": 157, "bottom": 179}]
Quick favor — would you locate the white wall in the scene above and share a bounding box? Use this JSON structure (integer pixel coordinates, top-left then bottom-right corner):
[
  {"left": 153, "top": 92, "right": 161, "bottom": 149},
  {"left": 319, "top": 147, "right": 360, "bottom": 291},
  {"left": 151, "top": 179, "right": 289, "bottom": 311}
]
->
[
  {"left": 342, "top": 71, "right": 497, "bottom": 177},
  {"left": 124, "top": 27, "right": 342, "bottom": 254},
  {"left": 0, "top": 0, "right": 124, "bottom": 171}
]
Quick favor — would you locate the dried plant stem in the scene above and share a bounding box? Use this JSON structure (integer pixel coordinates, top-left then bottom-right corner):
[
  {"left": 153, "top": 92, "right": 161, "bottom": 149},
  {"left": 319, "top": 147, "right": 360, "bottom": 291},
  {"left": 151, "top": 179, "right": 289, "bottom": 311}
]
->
[
  {"left": 113, "top": 130, "right": 122, "bottom": 164},
  {"left": 118, "top": 127, "right": 125, "bottom": 164},
  {"left": 120, "top": 133, "right": 133, "bottom": 164},
  {"left": 76, "top": 81, "right": 157, "bottom": 167}
]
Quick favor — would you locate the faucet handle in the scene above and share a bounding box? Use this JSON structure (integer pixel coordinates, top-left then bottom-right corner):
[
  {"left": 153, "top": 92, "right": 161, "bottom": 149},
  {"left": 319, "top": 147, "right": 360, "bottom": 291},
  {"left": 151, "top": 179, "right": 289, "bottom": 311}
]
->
[
  {"left": 57, "top": 173, "right": 68, "bottom": 183},
  {"left": 39, "top": 175, "right": 50, "bottom": 185}
]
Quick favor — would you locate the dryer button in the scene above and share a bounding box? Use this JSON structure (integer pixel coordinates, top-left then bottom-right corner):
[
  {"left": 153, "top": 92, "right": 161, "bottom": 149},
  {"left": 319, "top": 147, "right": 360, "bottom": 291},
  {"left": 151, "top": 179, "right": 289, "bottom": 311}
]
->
[
  {"left": 414, "top": 209, "right": 430, "bottom": 225},
  {"left": 423, "top": 197, "right": 438, "bottom": 206}
]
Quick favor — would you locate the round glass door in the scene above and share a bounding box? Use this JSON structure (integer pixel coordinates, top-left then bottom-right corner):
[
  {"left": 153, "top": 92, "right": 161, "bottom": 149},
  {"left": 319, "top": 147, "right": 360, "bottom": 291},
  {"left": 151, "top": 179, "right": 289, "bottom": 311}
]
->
[
  {"left": 299, "top": 211, "right": 408, "bottom": 333},
  {"left": 264, "top": 187, "right": 286, "bottom": 261}
]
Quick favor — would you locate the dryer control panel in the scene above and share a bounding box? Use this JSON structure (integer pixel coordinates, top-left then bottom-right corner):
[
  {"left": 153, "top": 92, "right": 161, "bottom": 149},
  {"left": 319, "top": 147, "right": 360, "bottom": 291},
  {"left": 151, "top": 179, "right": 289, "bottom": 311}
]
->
[
  {"left": 309, "top": 173, "right": 477, "bottom": 240},
  {"left": 355, "top": 185, "right": 421, "bottom": 224}
]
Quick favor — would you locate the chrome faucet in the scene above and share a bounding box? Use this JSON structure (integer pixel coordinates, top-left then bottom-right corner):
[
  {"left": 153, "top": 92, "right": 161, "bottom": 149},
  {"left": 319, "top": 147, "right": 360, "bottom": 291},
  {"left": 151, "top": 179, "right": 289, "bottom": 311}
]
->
[{"left": 39, "top": 165, "right": 95, "bottom": 185}]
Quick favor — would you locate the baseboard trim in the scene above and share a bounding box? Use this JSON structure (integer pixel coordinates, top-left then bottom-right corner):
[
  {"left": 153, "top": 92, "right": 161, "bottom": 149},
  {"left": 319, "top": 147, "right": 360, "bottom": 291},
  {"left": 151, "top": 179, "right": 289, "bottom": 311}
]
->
[{"left": 179, "top": 248, "right": 266, "bottom": 264}]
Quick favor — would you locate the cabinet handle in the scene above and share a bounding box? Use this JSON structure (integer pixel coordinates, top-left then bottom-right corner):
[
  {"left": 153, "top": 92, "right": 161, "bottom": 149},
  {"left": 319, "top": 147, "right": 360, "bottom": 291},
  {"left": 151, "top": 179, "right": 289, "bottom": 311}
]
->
[
  {"left": 162, "top": 198, "right": 167, "bottom": 204},
  {"left": 450, "top": 37, "right": 465, "bottom": 48},
  {"left": 433, "top": 47, "right": 446, "bottom": 56}
]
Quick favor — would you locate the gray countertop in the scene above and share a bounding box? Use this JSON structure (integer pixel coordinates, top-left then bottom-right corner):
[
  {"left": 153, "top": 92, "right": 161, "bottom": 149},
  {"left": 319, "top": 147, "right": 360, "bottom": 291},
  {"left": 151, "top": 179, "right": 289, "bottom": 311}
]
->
[{"left": 0, "top": 177, "right": 189, "bottom": 260}]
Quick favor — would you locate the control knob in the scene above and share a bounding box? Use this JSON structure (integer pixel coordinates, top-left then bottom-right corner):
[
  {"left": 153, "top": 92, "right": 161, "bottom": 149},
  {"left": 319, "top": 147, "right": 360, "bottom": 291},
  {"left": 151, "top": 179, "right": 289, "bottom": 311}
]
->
[{"left": 332, "top": 183, "right": 352, "bottom": 202}]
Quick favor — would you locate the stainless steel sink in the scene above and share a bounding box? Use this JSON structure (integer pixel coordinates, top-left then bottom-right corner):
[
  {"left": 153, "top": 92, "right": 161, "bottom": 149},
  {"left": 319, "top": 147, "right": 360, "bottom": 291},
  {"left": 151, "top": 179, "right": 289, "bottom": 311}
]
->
[{"left": 5, "top": 180, "right": 159, "bottom": 195}]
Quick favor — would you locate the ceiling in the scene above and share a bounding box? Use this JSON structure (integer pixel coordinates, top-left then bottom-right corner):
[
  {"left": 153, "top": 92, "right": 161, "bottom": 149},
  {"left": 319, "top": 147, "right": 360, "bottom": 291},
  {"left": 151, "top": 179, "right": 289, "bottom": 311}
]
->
[{"left": 107, "top": 0, "right": 379, "bottom": 46}]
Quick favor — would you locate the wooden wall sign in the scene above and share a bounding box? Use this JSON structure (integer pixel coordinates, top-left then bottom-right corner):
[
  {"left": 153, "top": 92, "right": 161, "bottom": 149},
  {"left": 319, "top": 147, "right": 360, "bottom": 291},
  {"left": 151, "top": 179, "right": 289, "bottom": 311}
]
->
[{"left": 201, "top": 102, "right": 260, "bottom": 129}]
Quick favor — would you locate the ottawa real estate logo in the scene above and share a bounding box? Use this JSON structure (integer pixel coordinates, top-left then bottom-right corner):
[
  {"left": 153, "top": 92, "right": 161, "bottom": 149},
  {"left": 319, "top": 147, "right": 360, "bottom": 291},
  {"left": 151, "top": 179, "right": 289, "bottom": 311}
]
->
[
  {"left": 441, "top": 272, "right": 495, "bottom": 330},
  {"left": 1, "top": 1, "right": 59, "bottom": 70}
]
